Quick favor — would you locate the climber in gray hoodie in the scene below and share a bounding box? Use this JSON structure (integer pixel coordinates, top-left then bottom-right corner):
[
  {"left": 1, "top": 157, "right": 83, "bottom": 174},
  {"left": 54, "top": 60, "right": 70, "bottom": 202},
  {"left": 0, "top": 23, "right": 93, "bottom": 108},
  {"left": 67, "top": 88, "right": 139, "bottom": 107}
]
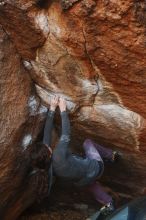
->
[{"left": 43, "top": 96, "right": 118, "bottom": 213}]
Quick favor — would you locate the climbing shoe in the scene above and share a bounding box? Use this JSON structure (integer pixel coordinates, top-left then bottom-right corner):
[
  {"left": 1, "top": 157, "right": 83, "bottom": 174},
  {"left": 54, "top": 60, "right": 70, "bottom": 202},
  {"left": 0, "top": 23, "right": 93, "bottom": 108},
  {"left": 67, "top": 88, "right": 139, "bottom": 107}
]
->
[
  {"left": 100, "top": 201, "right": 115, "bottom": 216},
  {"left": 87, "top": 201, "right": 115, "bottom": 220}
]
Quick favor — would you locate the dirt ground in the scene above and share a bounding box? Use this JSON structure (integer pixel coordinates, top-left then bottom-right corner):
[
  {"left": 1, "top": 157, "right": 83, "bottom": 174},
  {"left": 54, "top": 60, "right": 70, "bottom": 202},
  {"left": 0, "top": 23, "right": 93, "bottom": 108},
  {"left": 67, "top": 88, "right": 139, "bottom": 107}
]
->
[
  {"left": 20, "top": 181, "right": 100, "bottom": 220},
  {"left": 20, "top": 179, "right": 130, "bottom": 220}
]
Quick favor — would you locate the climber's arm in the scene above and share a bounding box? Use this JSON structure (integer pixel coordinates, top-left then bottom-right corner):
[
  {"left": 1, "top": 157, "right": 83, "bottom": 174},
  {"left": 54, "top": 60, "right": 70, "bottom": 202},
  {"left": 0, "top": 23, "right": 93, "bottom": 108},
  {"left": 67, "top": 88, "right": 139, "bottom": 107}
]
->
[
  {"left": 43, "top": 96, "right": 58, "bottom": 147},
  {"left": 53, "top": 97, "right": 71, "bottom": 163},
  {"left": 59, "top": 97, "right": 70, "bottom": 142}
]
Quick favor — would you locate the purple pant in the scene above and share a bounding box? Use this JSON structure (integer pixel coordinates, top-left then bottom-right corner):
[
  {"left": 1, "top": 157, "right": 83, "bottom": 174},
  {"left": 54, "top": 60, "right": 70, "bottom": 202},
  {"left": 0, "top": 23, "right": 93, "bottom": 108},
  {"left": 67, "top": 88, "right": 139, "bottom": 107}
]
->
[{"left": 83, "top": 139, "right": 113, "bottom": 205}]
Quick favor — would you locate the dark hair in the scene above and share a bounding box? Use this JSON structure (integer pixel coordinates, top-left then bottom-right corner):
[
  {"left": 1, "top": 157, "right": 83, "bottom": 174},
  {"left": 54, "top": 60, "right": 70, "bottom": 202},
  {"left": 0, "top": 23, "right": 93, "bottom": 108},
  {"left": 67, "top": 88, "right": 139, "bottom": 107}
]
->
[
  {"left": 29, "top": 142, "right": 51, "bottom": 170},
  {"left": 27, "top": 142, "right": 52, "bottom": 202}
]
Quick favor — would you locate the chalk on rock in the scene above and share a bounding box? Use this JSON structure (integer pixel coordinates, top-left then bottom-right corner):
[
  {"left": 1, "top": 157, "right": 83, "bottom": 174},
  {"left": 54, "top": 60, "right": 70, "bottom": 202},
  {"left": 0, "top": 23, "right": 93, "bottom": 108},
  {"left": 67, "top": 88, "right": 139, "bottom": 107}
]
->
[
  {"left": 23, "top": 61, "right": 32, "bottom": 70},
  {"left": 28, "top": 96, "right": 38, "bottom": 116},
  {"left": 34, "top": 13, "right": 49, "bottom": 36},
  {"left": 38, "top": 105, "right": 48, "bottom": 114},
  {"left": 22, "top": 134, "right": 32, "bottom": 150}
]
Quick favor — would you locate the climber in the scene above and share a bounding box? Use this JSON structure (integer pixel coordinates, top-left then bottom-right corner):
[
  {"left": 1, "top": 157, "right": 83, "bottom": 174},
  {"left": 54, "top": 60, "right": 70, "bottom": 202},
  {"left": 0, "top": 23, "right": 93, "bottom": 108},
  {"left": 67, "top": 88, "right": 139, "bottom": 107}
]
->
[{"left": 44, "top": 95, "right": 121, "bottom": 214}]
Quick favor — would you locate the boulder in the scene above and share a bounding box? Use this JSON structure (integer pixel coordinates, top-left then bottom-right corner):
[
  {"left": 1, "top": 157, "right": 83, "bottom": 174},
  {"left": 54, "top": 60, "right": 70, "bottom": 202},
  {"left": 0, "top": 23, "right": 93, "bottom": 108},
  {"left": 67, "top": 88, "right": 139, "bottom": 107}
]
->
[
  {"left": 0, "top": 26, "right": 47, "bottom": 219},
  {"left": 0, "top": 0, "right": 146, "bottom": 218}
]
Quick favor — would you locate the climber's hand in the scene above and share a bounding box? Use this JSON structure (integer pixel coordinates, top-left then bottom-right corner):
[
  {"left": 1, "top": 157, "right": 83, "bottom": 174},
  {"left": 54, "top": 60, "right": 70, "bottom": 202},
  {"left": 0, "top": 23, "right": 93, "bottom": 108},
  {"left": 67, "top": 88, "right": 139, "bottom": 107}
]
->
[
  {"left": 58, "top": 97, "right": 66, "bottom": 112},
  {"left": 50, "top": 95, "right": 59, "bottom": 111}
]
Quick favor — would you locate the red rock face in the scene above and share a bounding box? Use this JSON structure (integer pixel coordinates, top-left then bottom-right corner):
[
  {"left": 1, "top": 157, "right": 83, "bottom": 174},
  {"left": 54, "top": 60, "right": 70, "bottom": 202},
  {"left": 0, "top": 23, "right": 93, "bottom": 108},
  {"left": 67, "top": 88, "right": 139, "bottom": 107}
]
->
[
  {"left": 0, "top": 0, "right": 49, "bottom": 59},
  {"left": 0, "top": 0, "right": 146, "bottom": 217},
  {"left": 32, "top": 0, "right": 146, "bottom": 196},
  {"left": 0, "top": 26, "right": 48, "bottom": 219}
]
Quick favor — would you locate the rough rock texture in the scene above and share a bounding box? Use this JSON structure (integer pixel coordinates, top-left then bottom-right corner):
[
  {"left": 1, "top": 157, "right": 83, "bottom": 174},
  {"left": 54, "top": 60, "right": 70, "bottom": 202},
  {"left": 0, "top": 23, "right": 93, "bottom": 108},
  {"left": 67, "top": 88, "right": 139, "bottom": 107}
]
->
[
  {"left": 0, "top": 26, "right": 48, "bottom": 219},
  {"left": 0, "top": 0, "right": 49, "bottom": 59},
  {"left": 31, "top": 0, "right": 146, "bottom": 195},
  {"left": 0, "top": 0, "right": 146, "bottom": 219}
]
